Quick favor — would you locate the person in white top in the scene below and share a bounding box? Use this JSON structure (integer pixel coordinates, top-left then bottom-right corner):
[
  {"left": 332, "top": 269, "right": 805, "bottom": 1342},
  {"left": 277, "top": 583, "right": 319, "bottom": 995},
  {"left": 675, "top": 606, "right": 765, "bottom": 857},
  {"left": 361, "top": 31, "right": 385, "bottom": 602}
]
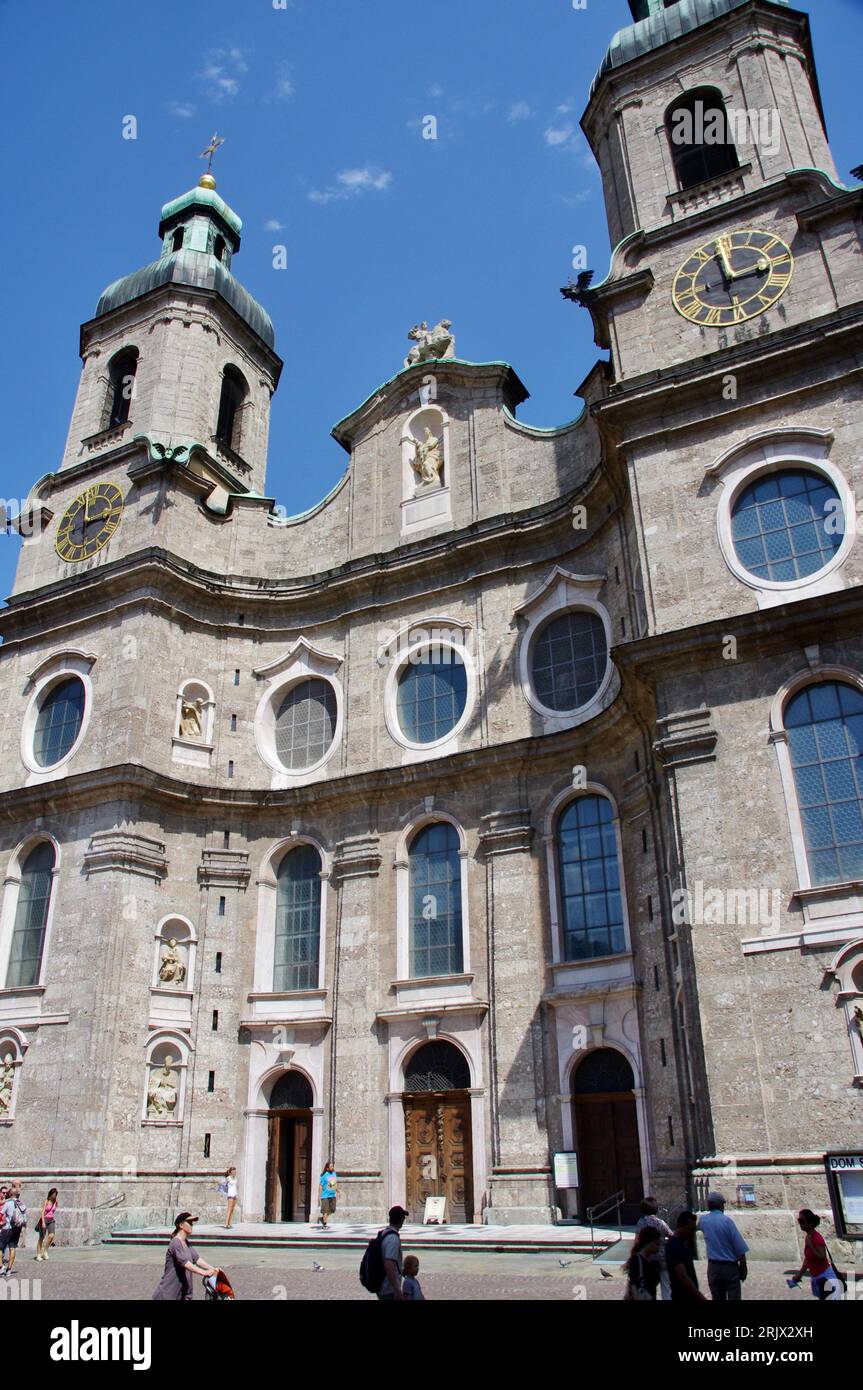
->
[{"left": 222, "top": 1167, "right": 238, "bottom": 1229}]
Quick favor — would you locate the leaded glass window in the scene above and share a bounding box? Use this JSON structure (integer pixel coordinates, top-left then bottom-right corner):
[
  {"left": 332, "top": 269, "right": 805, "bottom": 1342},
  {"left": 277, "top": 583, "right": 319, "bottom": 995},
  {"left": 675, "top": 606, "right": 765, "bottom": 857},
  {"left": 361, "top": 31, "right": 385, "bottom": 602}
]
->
[
  {"left": 786, "top": 681, "right": 863, "bottom": 886},
  {"left": 731, "top": 469, "right": 841, "bottom": 583},
  {"left": 532, "top": 611, "right": 607, "bottom": 713},
  {"left": 409, "top": 823, "right": 463, "bottom": 977},
  {"left": 397, "top": 650, "right": 467, "bottom": 744},
  {"left": 274, "top": 845, "right": 322, "bottom": 991},
  {"left": 557, "top": 796, "right": 625, "bottom": 961},
  {"left": 33, "top": 677, "right": 85, "bottom": 767},
  {"left": 6, "top": 842, "right": 55, "bottom": 988},
  {"left": 274, "top": 679, "right": 337, "bottom": 770},
  {"left": 404, "top": 1041, "right": 470, "bottom": 1092}
]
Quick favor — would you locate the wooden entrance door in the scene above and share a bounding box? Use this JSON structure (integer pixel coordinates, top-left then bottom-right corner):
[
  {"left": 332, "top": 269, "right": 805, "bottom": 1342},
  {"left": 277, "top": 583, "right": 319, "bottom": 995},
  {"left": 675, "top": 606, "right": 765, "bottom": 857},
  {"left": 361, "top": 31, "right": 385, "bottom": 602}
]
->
[
  {"left": 404, "top": 1092, "right": 473, "bottom": 1223},
  {"left": 265, "top": 1111, "right": 311, "bottom": 1222},
  {"left": 573, "top": 1093, "right": 643, "bottom": 1222}
]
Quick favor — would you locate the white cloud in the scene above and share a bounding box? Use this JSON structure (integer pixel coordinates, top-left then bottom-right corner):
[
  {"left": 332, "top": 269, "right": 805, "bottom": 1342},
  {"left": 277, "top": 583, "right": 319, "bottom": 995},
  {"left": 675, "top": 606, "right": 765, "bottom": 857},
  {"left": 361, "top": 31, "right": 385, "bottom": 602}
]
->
[
  {"left": 556, "top": 102, "right": 575, "bottom": 115},
  {"left": 429, "top": 83, "right": 444, "bottom": 98},
  {"left": 508, "top": 101, "right": 531, "bottom": 122},
  {"left": 545, "top": 124, "right": 575, "bottom": 147},
  {"left": 166, "top": 101, "right": 196, "bottom": 119},
  {"left": 308, "top": 166, "right": 393, "bottom": 204},
  {"left": 264, "top": 218, "right": 286, "bottom": 231},
  {"left": 269, "top": 61, "right": 294, "bottom": 101},
  {"left": 197, "top": 47, "right": 251, "bottom": 100}
]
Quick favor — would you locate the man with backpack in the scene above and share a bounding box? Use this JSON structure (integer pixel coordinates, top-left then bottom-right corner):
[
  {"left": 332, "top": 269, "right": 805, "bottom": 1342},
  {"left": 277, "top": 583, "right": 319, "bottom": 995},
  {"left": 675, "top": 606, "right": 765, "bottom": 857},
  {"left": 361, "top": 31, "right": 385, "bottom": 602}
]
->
[
  {"left": 359, "top": 1205, "right": 408, "bottom": 1301},
  {"left": 0, "top": 1181, "right": 26, "bottom": 1278}
]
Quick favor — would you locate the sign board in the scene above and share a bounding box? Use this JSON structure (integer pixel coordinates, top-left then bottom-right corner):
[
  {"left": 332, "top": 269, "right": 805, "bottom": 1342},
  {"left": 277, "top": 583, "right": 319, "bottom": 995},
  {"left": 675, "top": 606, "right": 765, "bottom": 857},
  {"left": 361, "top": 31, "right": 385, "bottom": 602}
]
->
[
  {"left": 553, "top": 1152, "right": 579, "bottom": 1190},
  {"left": 423, "top": 1196, "right": 446, "bottom": 1225},
  {"left": 824, "top": 1152, "right": 863, "bottom": 1238}
]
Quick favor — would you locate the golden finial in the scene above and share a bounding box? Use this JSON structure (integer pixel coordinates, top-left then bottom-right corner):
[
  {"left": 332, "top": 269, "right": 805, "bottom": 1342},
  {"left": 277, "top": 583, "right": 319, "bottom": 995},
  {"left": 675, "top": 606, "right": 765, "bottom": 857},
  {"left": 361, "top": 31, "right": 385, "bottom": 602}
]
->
[{"left": 198, "top": 132, "right": 225, "bottom": 188}]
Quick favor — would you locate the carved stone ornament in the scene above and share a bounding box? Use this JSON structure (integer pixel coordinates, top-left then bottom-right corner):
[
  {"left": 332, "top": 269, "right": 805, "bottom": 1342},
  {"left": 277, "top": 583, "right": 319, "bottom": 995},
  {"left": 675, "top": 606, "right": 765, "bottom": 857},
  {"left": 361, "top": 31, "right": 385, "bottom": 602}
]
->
[{"left": 146, "top": 1056, "right": 179, "bottom": 1118}]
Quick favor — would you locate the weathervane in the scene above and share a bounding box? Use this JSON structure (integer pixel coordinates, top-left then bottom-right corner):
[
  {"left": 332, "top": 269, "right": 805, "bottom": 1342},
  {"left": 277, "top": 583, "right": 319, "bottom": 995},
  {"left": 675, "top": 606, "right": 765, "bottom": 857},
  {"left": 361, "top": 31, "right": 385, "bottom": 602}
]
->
[{"left": 199, "top": 132, "right": 225, "bottom": 175}]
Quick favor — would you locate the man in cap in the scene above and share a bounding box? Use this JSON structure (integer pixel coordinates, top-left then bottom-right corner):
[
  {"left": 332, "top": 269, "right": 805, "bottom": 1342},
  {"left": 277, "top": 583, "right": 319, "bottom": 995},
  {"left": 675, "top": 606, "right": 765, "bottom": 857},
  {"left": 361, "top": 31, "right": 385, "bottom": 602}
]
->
[{"left": 698, "top": 1192, "right": 749, "bottom": 1300}]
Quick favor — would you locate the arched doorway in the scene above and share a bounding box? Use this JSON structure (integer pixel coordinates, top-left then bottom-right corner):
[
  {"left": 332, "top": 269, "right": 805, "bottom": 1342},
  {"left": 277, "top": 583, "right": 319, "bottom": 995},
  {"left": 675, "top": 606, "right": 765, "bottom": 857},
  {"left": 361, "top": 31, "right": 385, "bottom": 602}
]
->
[
  {"left": 265, "top": 1070, "right": 313, "bottom": 1223},
  {"left": 403, "top": 1040, "right": 473, "bottom": 1223},
  {"left": 572, "top": 1049, "right": 643, "bottom": 1223}
]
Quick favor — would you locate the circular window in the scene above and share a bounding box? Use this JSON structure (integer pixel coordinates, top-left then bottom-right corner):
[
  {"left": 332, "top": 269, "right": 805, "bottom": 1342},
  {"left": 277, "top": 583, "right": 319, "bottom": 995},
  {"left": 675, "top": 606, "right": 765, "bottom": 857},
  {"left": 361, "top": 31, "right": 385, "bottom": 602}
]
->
[
  {"left": 33, "top": 676, "right": 85, "bottom": 767},
  {"left": 397, "top": 650, "right": 467, "bottom": 744},
  {"left": 531, "top": 611, "right": 607, "bottom": 713},
  {"left": 731, "top": 469, "right": 842, "bottom": 583},
  {"left": 274, "top": 679, "right": 337, "bottom": 770}
]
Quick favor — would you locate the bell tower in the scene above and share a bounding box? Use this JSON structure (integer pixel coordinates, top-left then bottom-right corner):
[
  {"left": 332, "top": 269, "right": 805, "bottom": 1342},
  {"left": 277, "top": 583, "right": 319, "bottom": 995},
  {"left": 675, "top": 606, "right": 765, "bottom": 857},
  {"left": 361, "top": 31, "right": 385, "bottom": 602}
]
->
[{"left": 59, "top": 169, "right": 282, "bottom": 498}]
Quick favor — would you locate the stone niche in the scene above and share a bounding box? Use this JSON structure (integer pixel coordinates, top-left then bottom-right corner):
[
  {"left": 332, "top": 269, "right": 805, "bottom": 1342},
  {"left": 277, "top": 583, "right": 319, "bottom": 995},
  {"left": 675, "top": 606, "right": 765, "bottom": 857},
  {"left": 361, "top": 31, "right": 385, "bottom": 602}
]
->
[
  {"left": 172, "top": 678, "right": 215, "bottom": 769},
  {"left": 149, "top": 915, "right": 196, "bottom": 1030},
  {"left": 400, "top": 405, "right": 452, "bottom": 536}
]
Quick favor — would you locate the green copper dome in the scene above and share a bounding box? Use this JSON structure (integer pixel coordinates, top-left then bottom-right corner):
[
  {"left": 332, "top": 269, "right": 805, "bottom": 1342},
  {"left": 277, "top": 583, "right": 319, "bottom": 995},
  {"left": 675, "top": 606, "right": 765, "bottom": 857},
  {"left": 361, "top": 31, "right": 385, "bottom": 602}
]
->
[
  {"left": 95, "top": 180, "right": 275, "bottom": 349},
  {"left": 591, "top": 0, "right": 791, "bottom": 97}
]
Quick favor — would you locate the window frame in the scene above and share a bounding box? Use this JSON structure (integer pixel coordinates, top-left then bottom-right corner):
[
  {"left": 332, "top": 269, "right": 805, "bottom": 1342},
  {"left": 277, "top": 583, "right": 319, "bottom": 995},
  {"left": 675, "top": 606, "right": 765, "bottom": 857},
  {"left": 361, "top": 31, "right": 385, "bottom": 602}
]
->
[
  {"left": 665, "top": 86, "right": 740, "bottom": 192},
  {"left": 394, "top": 814, "right": 471, "bottom": 982},
  {"left": 21, "top": 653, "right": 94, "bottom": 779},
  {"left": 0, "top": 835, "right": 61, "bottom": 997},
  {"left": 709, "top": 432, "right": 854, "bottom": 607},
  {"left": 544, "top": 785, "right": 632, "bottom": 967},
  {"left": 516, "top": 569, "right": 617, "bottom": 728},
  {"left": 273, "top": 843, "right": 324, "bottom": 993},
  {"left": 252, "top": 836, "right": 330, "bottom": 997},
  {"left": 383, "top": 626, "right": 476, "bottom": 756}
]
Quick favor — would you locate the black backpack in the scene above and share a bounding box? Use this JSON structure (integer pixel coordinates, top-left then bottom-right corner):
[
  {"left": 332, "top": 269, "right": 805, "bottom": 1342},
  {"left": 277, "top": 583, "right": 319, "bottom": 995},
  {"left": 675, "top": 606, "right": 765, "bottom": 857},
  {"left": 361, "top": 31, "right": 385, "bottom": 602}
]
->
[{"left": 359, "top": 1228, "right": 389, "bottom": 1293}]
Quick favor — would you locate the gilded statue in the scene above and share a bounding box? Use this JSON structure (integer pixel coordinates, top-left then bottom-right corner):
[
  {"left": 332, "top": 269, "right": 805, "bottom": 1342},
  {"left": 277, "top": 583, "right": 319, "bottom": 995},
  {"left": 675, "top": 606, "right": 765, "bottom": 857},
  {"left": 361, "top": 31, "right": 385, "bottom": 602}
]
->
[
  {"left": 411, "top": 427, "right": 444, "bottom": 486},
  {"left": 158, "top": 938, "right": 186, "bottom": 987}
]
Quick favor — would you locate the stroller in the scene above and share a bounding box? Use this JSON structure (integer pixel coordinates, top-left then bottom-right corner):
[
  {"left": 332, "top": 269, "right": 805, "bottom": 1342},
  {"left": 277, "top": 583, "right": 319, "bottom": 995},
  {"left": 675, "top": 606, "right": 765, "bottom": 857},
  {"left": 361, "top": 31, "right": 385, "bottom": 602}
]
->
[{"left": 203, "top": 1268, "right": 236, "bottom": 1301}]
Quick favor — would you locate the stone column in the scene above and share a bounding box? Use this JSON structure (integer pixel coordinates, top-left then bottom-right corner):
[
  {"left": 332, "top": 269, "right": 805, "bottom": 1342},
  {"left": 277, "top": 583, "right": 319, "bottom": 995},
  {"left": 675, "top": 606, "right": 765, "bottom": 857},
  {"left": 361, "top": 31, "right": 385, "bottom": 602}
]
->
[
  {"left": 329, "top": 832, "right": 385, "bottom": 1223},
  {"left": 478, "top": 808, "right": 554, "bottom": 1224}
]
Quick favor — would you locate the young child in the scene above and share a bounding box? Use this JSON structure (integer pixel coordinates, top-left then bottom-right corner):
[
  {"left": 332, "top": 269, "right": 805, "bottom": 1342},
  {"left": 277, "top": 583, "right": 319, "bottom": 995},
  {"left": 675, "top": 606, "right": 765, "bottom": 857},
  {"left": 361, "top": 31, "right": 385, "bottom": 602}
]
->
[{"left": 402, "top": 1254, "right": 425, "bottom": 1301}]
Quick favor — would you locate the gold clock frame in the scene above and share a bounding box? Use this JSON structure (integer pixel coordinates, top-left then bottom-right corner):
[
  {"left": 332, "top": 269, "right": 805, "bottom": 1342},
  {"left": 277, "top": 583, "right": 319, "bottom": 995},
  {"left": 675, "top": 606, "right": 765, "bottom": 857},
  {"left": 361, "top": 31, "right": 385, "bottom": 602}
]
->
[
  {"left": 671, "top": 228, "right": 794, "bottom": 328},
  {"left": 55, "top": 482, "right": 124, "bottom": 563}
]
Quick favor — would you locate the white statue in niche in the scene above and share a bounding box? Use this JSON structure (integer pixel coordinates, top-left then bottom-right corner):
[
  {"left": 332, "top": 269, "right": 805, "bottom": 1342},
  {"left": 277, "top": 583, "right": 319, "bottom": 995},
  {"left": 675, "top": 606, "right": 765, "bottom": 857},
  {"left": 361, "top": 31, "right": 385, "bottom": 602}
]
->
[
  {"left": 158, "top": 938, "right": 187, "bottom": 988},
  {"left": 404, "top": 319, "right": 455, "bottom": 367},
  {"left": 0, "top": 1054, "right": 14, "bottom": 1117},
  {"left": 411, "top": 427, "right": 444, "bottom": 487},
  {"left": 179, "top": 698, "right": 204, "bottom": 740},
  {"left": 147, "top": 1056, "right": 179, "bottom": 1118}
]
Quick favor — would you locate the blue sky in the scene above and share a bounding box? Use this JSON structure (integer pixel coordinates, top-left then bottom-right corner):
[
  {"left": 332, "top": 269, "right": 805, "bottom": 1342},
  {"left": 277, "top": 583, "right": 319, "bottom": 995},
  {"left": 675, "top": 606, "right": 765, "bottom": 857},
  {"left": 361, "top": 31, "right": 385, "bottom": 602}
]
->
[{"left": 1, "top": 0, "right": 862, "bottom": 600}]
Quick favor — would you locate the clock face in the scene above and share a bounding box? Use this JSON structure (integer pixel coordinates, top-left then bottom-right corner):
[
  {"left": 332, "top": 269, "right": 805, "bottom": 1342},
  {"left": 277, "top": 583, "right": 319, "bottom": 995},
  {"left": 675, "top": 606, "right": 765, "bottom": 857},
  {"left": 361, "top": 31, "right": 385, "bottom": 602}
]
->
[
  {"left": 672, "top": 228, "right": 794, "bottom": 327},
  {"left": 55, "top": 482, "right": 124, "bottom": 562}
]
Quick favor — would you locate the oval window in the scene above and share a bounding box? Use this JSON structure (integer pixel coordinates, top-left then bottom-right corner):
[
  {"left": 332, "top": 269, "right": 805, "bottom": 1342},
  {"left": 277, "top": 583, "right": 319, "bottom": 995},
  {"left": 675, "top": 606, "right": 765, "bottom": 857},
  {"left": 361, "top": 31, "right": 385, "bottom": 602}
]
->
[
  {"left": 531, "top": 611, "right": 607, "bottom": 713},
  {"left": 274, "top": 679, "right": 337, "bottom": 770},
  {"left": 731, "top": 469, "right": 842, "bottom": 583},
  {"left": 397, "top": 650, "right": 467, "bottom": 744},
  {"left": 33, "top": 677, "right": 85, "bottom": 767}
]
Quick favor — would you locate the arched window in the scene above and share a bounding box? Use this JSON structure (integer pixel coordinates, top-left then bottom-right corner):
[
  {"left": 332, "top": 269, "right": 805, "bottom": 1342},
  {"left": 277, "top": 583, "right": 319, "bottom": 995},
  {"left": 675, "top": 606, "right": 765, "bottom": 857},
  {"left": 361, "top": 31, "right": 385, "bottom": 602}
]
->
[
  {"left": 33, "top": 676, "right": 85, "bottom": 768},
  {"left": 216, "top": 365, "right": 248, "bottom": 452},
  {"left": 404, "top": 1040, "right": 470, "bottom": 1092},
  {"left": 785, "top": 681, "right": 863, "bottom": 886},
  {"left": 573, "top": 1048, "right": 634, "bottom": 1094},
  {"left": 557, "top": 795, "right": 625, "bottom": 961},
  {"left": 213, "top": 235, "right": 226, "bottom": 264},
  {"left": 666, "top": 88, "right": 739, "bottom": 190},
  {"left": 171, "top": 228, "right": 184, "bottom": 253},
  {"left": 106, "top": 348, "right": 138, "bottom": 429},
  {"left": 269, "top": 1070, "right": 313, "bottom": 1109},
  {"left": 275, "top": 845, "right": 322, "bottom": 991},
  {"left": 408, "top": 823, "right": 463, "bottom": 977},
  {"left": 6, "top": 842, "right": 55, "bottom": 989}
]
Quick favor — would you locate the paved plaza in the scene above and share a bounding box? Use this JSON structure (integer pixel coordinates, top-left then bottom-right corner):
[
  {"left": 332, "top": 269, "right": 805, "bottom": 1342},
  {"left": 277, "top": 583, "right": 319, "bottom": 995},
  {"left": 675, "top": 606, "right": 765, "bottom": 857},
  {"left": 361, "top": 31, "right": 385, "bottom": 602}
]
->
[{"left": 0, "top": 1238, "right": 823, "bottom": 1301}]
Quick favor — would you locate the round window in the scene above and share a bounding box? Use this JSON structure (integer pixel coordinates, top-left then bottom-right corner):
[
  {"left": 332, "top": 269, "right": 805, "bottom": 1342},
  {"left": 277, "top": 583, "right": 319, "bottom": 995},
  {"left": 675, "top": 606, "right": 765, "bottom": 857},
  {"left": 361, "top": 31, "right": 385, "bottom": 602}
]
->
[
  {"left": 33, "top": 676, "right": 85, "bottom": 767},
  {"left": 531, "top": 611, "right": 607, "bottom": 713},
  {"left": 396, "top": 650, "right": 467, "bottom": 744},
  {"left": 274, "top": 679, "right": 337, "bottom": 770},
  {"left": 730, "top": 469, "right": 842, "bottom": 583}
]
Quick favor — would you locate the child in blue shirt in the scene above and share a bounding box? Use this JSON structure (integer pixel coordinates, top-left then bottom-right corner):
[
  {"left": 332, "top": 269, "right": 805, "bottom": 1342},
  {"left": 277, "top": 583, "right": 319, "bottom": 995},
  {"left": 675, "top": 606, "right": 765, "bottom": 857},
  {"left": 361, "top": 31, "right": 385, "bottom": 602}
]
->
[{"left": 402, "top": 1254, "right": 425, "bottom": 1300}]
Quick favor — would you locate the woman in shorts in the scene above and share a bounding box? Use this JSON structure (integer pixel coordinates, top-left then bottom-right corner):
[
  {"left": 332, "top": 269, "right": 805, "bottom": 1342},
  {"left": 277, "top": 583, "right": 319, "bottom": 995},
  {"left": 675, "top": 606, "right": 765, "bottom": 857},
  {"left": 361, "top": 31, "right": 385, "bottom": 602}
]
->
[
  {"left": 35, "top": 1187, "right": 58, "bottom": 1261},
  {"left": 318, "top": 1162, "right": 338, "bottom": 1229}
]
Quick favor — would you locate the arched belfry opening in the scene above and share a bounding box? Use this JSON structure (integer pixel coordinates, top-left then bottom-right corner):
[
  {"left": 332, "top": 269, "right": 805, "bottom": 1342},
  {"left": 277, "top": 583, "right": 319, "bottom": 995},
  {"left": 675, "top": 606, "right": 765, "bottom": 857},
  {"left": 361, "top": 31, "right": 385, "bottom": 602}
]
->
[
  {"left": 628, "top": 0, "right": 683, "bottom": 20},
  {"left": 402, "top": 1040, "right": 474, "bottom": 1223},
  {"left": 265, "top": 1069, "right": 313, "bottom": 1223}
]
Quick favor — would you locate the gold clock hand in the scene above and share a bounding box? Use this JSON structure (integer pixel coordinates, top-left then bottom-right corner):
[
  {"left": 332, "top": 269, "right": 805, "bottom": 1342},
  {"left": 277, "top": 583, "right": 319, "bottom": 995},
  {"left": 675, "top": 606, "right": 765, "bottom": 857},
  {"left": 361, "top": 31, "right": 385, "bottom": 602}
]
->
[{"left": 716, "top": 236, "right": 735, "bottom": 281}]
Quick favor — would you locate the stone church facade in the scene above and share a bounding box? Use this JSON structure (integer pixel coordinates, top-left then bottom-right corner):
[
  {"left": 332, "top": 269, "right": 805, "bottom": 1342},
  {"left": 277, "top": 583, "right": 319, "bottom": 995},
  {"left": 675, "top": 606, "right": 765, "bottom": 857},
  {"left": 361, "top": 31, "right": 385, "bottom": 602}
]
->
[{"left": 1, "top": 0, "right": 861, "bottom": 1251}]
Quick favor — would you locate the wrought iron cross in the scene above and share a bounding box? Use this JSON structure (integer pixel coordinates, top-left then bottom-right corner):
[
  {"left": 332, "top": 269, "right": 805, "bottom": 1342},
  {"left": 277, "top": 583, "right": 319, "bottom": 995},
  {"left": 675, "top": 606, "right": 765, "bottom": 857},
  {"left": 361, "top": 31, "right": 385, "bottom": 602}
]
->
[{"left": 199, "top": 132, "right": 225, "bottom": 173}]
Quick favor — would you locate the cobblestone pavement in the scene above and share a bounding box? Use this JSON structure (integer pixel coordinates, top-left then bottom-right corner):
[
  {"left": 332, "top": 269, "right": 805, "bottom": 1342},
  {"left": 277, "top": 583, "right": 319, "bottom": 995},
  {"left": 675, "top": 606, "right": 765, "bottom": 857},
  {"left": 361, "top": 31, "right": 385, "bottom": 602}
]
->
[{"left": 1, "top": 1244, "right": 816, "bottom": 1302}]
